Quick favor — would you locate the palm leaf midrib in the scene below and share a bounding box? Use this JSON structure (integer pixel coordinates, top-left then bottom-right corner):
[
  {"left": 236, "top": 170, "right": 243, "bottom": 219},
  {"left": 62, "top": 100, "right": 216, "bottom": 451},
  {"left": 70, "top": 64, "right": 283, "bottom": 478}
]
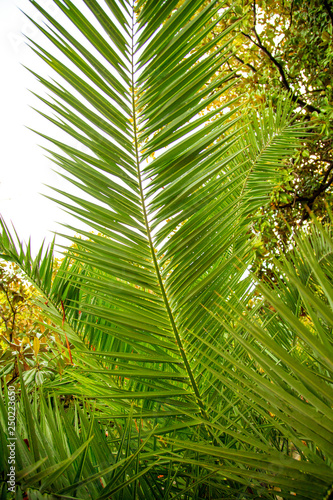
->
[{"left": 128, "top": 5, "right": 205, "bottom": 417}]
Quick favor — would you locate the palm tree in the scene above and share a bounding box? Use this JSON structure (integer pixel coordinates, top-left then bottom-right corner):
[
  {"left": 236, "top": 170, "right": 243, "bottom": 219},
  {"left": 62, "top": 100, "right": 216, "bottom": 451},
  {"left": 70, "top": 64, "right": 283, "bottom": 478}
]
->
[{"left": 1, "top": 0, "right": 333, "bottom": 498}]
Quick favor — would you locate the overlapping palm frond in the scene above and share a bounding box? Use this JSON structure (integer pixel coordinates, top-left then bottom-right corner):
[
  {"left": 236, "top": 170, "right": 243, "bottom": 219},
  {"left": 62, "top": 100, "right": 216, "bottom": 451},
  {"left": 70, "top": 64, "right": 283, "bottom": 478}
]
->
[
  {"left": 1, "top": 0, "right": 332, "bottom": 498},
  {"left": 0, "top": 370, "right": 162, "bottom": 499},
  {"left": 22, "top": 0, "right": 307, "bottom": 415},
  {"left": 0, "top": 217, "right": 87, "bottom": 352},
  {"left": 184, "top": 220, "right": 333, "bottom": 499}
]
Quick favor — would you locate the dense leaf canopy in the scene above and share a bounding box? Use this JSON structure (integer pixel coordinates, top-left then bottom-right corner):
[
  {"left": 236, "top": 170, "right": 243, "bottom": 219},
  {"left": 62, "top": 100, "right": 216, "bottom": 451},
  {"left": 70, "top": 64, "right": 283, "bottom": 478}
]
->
[{"left": 198, "top": 0, "right": 333, "bottom": 265}]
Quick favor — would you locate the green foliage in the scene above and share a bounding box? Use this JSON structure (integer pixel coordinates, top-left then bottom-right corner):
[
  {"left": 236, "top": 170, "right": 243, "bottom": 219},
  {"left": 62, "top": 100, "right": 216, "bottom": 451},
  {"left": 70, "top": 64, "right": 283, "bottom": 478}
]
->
[
  {"left": 195, "top": 0, "right": 333, "bottom": 263},
  {"left": 0, "top": 1, "right": 333, "bottom": 499},
  {"left": 0, "top": 221, "right": 89, "bottom": 386},
  {"left": 0, "top": 260, "right": 56, "bottom": 385},
  {"left": 0, "top": 376, "right": 159, "bottom": 499}
]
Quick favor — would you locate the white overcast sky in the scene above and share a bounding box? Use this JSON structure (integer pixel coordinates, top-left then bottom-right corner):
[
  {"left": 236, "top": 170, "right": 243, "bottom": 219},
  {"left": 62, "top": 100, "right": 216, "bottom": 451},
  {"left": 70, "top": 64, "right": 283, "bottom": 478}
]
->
[{"left": 1, "top": 0, "right": 83, "bottom": 255}]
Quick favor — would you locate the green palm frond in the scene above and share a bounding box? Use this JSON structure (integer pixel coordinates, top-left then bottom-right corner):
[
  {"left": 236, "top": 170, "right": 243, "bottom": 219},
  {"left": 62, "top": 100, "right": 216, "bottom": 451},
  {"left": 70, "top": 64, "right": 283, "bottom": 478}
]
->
[
  {"left": 195, "top": 223, "right": 333, "bottom": 498},
  {"left": 0, "top": 371, "right": 161, "bottom": 499},
  {"left": 22, "top": 0, "right": 307, "bottom": 417},
  {"left": 0, "top": 217, "right": 87, "bottom": 352}
]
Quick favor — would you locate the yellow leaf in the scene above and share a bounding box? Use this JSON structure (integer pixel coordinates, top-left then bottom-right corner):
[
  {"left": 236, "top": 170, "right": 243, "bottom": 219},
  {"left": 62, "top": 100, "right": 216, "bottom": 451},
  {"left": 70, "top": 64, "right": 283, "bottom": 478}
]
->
[{"left": 33, "top": 337, "right": 40, "bottom": 357}]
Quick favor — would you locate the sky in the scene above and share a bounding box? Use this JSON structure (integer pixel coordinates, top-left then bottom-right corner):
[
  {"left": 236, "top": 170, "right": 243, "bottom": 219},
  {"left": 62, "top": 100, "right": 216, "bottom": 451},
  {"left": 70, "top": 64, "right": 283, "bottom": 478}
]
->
[{"left": 0, "top": 0, "right": 79, "bottom": 255}]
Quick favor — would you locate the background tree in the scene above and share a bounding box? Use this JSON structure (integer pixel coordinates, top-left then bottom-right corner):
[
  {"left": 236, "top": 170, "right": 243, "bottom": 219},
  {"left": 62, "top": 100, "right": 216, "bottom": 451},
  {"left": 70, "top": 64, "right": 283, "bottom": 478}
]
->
[
  {"left": 0, "top": 235, "right": 75, "bottom": 386},
  {"left": 193, "top": 0, "right": 333, "bottom": 272},
  {"left": 0, "top": 261, "right": 48, "bottom": 382}
]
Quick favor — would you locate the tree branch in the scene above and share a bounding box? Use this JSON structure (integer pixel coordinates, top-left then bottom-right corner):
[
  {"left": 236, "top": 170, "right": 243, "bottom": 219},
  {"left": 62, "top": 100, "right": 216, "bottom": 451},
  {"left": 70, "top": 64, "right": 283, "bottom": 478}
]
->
[
  {"left": 233, "top": 54, "right": 257, "bottom": 74},
  {"left": 323, "top": 0, "right": 333, "bottom": 25},
  {"left": 241, "top": 1, "right": 322, "bottom": 114},
  {"left": 288, "top": 0, "right": 294, "bottom": 29},
  {"left": 278, "top": 162, "right": 333, "bottom": 211},
  {"left": 320, "top": 162, "right": 333, "bottom": 187},
  {"left": 1, "top": 285, "right": 17, "bottom": 342}
]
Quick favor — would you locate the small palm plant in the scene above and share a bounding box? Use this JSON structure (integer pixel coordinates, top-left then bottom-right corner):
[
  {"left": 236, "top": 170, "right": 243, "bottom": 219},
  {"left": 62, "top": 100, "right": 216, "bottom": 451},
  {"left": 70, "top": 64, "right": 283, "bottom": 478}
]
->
[{"left": 1, "top": 0, "right": 333, "bottom": 498}]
